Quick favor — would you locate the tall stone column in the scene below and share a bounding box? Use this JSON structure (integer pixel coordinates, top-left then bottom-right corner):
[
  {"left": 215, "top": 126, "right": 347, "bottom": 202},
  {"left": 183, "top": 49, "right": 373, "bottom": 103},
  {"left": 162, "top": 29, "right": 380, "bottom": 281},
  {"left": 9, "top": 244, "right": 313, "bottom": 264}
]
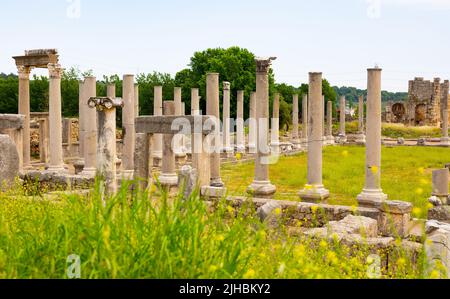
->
[
  {"left": 236, "top": 90, "right": 245, "bottom": 153},
  {"left": 121, "top": 74, "right": 135, "bottom": 178},
  {"left": 248, "top": 91, "right": 257, "bottom": 153},
  {"left": 17, "top": 66, "right": 31, "bottom": 169},
  {"left": 152, "top": 86, "right": 163, "bottom": 166},
  {"left": 356, "top": 95, "right": 366, "bottom": 144},
  {"left": 299, "top": 72, "right": 330, "bottom": 202},
  {"left": 80, "top": 76, "right": 97, "bottom": 176},
  {"left": 441, "top": 109, "right": 450, "bottom": 146},
  {"left": 191, "top": 88, "right": 200, "bottom": 115},
  {"left": 38, "top": 118, "right": 49, "bottom": 163},
  {"left": 134, "top": 84, "right": 139, "bottom": 117},
  {"left": 78, "top": 80, "right": 86, "bottom": 159},
  {"left": 301, "top": 94, "right": 308, "bottom": 147},
  {"left": 326, "top": 100, "right": 334, "bottom": 143},
  {"left": 107, "top": 83, "right": 120, "bottom": 168},
  {"left": 206, "top": 73, "right": 224, "bottom": 187},
  {"left": 338, "top": 96, "right": 347, "bottom": 143},
  {"left": 46, "top": 63, "right": 66, "bottom": 173},
  {"left": 182, "top": 102, "right": 187, "bottom": 152},
  {"left": 292, "top": 94, "right": 300, "bottom": 148},
  {"left": 222, "top": 82, "right": 233, "bottom": 154},
  {"left": 247, "top": 57, "right": 277, "bottom": 198},
  {"left": 432, "top": 78, "right": 441, "bottom": 126},
  {"left": 174, "top": 87, "right": 185, "bottom": 158},
  {"left": 357, "top": 68, "right": 388, "bottom": 207},
  {"left": 159, "top": 101, "right": 178, "bottom": 187},
  {"left": 271, "top": 93, "right": 280, "bottom": 154},
  {"left": 322, "top": 95, "right": 326, "bottom": 144}
]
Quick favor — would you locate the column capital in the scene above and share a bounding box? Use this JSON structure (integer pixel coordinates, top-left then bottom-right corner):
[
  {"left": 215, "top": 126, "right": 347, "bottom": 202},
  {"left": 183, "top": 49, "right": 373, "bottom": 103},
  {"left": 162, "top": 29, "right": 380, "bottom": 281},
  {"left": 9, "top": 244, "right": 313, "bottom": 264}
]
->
[
  {"left": 223, "top": 81, "right": 231, "bottom": 90},
  {"left": 255, "top": 57, "right": 276, "bottom": 73},
  {"left": 17, "top": 65, "right": 32, "bottom": 79},
  {"left": 48, "top": 63, "right": 63, "bottom": 79}
]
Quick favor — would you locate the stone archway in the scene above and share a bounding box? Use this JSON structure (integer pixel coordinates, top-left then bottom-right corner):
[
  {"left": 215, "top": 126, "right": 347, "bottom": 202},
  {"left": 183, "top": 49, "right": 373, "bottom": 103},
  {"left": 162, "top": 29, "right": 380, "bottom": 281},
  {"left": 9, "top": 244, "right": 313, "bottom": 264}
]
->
[
  {"left": 415, "top": 104, "right": 427, "bottom": 125},
  {"left": 392, "top": 103, "right": 406, "bottom": 122}
]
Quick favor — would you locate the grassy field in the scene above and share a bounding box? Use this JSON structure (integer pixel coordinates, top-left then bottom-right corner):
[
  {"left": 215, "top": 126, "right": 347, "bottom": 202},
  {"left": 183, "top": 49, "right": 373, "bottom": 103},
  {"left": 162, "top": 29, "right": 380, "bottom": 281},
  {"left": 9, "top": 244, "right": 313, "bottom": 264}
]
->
[{"left": 222, "top": 145, "right": 449, "bottom": 214}]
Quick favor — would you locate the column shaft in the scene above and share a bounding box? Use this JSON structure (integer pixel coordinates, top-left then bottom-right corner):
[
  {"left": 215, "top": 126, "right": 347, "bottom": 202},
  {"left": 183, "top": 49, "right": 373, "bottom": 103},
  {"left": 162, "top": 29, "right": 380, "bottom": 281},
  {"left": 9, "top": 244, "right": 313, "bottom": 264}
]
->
[
  {"left": 248, "top": 91, "right": 257, "bottom": 153},
  {"left": 17, "top": 66, "right": 31, "bottom": 169},
  {"left": 222, "top": 82, "right": 232, "bottom": 153},
  {"left": 81, "top": 76, "right": 97, "bottom": 176},
  {"left": 159, "top": 101, "right": 178, "bottom": 187},
  {"left": 153, "top": 86, "right": 163, "bottom": 162},
  {"left": 271, "top": 93, "right": 280, "bottom": 154},
  {"left": 122, "top": 74, "right": 135, "bottom": 177},
  {"left": 236, "top": 90, "right": 245, "bottom": 153},
  {"left": 302, "top": 94, "right": 308, "bottom": 145}
]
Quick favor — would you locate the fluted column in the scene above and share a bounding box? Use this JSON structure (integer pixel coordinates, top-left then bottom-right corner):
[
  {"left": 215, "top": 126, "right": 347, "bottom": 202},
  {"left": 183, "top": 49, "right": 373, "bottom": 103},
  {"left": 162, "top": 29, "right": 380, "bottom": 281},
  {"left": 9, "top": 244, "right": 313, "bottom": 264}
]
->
[
  {"left": 153, "top": 86, "right": 163, "bottom": 165},
  {"left": 17, "top": 66, "right": 31, "bottom": 169},
  {"left": 299, "top": 72, "right": 329, "bottom": 202},
  {"left": 292, "top": 94, "right": 300, "bottom": 148},
  {"left": 301, "top": 94, "right": 308, "bottom": 147},
  {"left": 80, "top": 76, "right": 97, "bottom": 176},
  {"left": 206, "top": 73, "right": 224, "bottom": 187},
  {"left": 248, "top": 91, "right": 257, "bottom": 153},
  {"left": 236, "top": 90, "right": 245, "bottom": 153},
  {"left": 271, "top": 93, "right": 280, "bottom": 154},
  {"left": 247, "top": 57, "right": 276, "bottom": 198},
  {"left": 222, "top": 82, "right": 233, "bottom": 154},
  {"left": 356, "top": 95, "right": 366, "bottom": 144},
  {"left": 357, "top": 68, "right": 387, "bottom": 207},
  {"left": 121, "top": 74, "right": 135, "bottom": 178}
]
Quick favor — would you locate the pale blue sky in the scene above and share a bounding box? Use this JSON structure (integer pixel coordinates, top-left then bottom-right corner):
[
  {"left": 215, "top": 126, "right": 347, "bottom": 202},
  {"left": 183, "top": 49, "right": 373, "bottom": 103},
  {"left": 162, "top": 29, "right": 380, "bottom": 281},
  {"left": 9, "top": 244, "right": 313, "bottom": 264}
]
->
[{"left": 1, "top": 0, "right": 449, "bottom": 91}]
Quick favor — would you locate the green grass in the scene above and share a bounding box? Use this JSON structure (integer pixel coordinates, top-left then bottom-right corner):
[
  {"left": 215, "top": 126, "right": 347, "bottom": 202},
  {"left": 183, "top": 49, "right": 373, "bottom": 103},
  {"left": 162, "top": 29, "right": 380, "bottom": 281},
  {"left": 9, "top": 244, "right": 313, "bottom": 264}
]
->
[
  {"left": 223, "top": 145, "right": 449, "bottom": 213},
  {"left": 0, "top": 180, "right": 437, "bottom": 279}
]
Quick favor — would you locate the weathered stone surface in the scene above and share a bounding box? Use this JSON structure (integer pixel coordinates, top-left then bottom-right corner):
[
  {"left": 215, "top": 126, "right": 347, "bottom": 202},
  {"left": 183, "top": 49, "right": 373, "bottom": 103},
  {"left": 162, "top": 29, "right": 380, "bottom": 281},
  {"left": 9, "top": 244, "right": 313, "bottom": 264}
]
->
[
  {"left": 428, "top": 206, "right": 450, "bottom": 223},
  {"left": 0, "top": 134, "right": 20, "bottom": 187},
  {"left": 0, "top": 114, "right": 24, "bottom": 130},
  {"left": 375, "top": 200, "right": 412, "bottom": 238},
  {"left": 201, "top": 186, "right": 227, "bottom": 199},
  {"left": 304, "top": 215, "right": 378, "bottom": 240},
  {"left": 375, "top": 200, "right": 413, "bottom": 214},
  {"left": 178, "top": 165, "right": 197, "bottom": 200},
  {"left": 417, "top": 138, "right": 426, "bottom": 146},
  {"left": 136, "top": 115, "right": 216, "bottom": 135},
  {"left": 397, "top": 137, "right": 405, "bottom": 145},
  {"left": 257, "top": 200, "right": 282, "bottom": 228},
  {"left": 425, "top": 220, "right": 450, "bottom": 277}
]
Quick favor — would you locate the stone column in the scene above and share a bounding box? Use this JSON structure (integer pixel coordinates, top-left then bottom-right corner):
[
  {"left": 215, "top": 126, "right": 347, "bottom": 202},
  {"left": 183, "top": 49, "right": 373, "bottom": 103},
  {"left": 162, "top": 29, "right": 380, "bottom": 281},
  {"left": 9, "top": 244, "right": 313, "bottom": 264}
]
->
[
  {"left": 299, "top": 72, "right": 330, "bottom": 202},
  {"left": 174, "top": 87, "right": 185, "bottom": 158},
  {"left": 134, "top": 84, "right": 139, "bottom": 117},
  {"left": 206, "top": 73, "right": 224, "bottom": 187},
  {"left": 322, "top": 95, "right": 326, "bottom": 144},
  {"left": 38, "top": 118, "right": 49, "bottom": 163},
  {"left": 441, "top": 80, "right": 450, "bottom": 146},
  {"left": 107, "top": 83, "right": 120, "bottom": 169},
  {"left": 78, "top": 80, "right": 86, "bottom": 159},
  {"left": 121, "top": 74, "right": 135, "bottom": 178},
  {"left": 153, "top": 86, "right": 163, "bottom": 165},
  {"left": 248, "top": 91, "right": 257, "bottom": 153},
  {"left": 301, "top": 94, "right": 308, "bottom": 147},
  {"left": 271, "top": 93, "right": 280, "bottom": 154},
  {"left": 62, "top": 118, "right": 73, "bottom": 155},
  {"left": 356, "top": 95, "right": 366, "bottom": 144},
  {"left": 247, "top": 57, "right": 276, "bottom": 198},
  {"left": 80, "top": 76, "right": 97, "bottom": 176},
  {"left": 357, "top": 68, "right": 388, "bottom": 207},
  {"left": 182, "top": 102, "right": 187, "bottom": 152},
  {"left": 222, "top": 82, "right": 233, "bottom": 154},
  {"left": 17, "top": 66, "right": 31, "bottom": 169},
  {"left": 159, "top": 101, "right": 178, "bottom": 187},
  {"left": 326, "top": 100, "right": 334, "bottom": 143},
  {"left": 338, "top": 96, "right": 347, "bottom": 143},
  {"left": 191, "top": 88, "right": 200, "bottom": 115},
  {"left": 46, "top": 63, "right": 66, "bottom": 173},
  {"left": 236, "top": 90, "right": 245, "bottom": 153},
  {"left": 292, "top": 94, "right": 300, "bottom": 147},
  {"left": 88, "top": 97, "right": 122, "bottom": 195}
]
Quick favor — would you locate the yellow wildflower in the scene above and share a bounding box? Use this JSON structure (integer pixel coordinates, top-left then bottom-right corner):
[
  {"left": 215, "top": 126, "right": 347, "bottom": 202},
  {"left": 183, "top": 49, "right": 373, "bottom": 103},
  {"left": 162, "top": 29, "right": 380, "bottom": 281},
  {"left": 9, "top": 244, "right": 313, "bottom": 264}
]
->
[
  {"left": 415, "top": 188, "right": 423, "bottom": 195},
  {"left": 412, "top": 207, "right": 422, "bottom": 217},
  {"left": 342, "top": 150, "right": 349, "bottom": 157},
  {"left": 319, "top": 240, "right": 328, "bottom": 248},
  {"left": 243, "top": 269, "right": 256, "bottom": 279},
  {"left": 370, "top": 166, "right": 379, "bottom": 175}
]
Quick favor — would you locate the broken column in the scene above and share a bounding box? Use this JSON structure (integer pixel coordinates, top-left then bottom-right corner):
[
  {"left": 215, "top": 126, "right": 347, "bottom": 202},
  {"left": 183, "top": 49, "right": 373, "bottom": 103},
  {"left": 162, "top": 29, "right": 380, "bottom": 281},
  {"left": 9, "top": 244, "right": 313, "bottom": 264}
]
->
[
  {"left": 191, "top": 88, "right": 200, "bottom": 115},
  {"left": 338, "top": 95, "right": 347, "bottom": 143},
  {"left": 80, "top": 76, "right": 97, "bottom": 177},
  {"left": 299, "top": 72, "right": 330, "bottom": 202},
  {"left": 17, "top": 66, "right": 31, "bottom": 170},
  {"left": 222, "top": 82, "right": 233, "bottom": 155},
  {"left": 248, "top": 91, "right": 257, "bottom": 153},
  {"left": 247, "top": 57, "right": 277, "bottom": 198},
  {"left": 236, "top": 90, "right": 245, "bottom": 153},
  {"left": 356, "top": 95, "right": 366, "bottom": 144},
  {"left": 159, "top": 101, "right": 178, "bottom": 188},
  {"left": 206, "top": 73, "right": 224, "bottom": 187},
  {"left": 46, "top": 63, "right": 65, "bottom": 173},
  {"left": 301, "top": 94, "right": 308, "bottom": 147},
  {"left": 0, "top": 114, "right": 24, "bottom": 173},
  {"left": 357, "top": 68, "right": 388, "bottom": 207},
  {"left": 271, "top": 93, "right": 280, "bottom": 154},
  {"left": 153, "top": 86, "right": 163, "bottom": 166},
  {"left": 88, "top": 97, "right": 123, "bottom": 195},
  {"left": 441, "top": 109, "right": 450, "bottom": 146},
  {"left": 121, "top": 74, "right": 135, "bottom": 178},
  {"left": 430, "top": 169, "right": 449, "bottom": 206},
  {"left": 292, "top": 94, "right": 300, "bottom": 148},
  {"left": 326, "top": 100, "right": 334, "bottom": 144}
]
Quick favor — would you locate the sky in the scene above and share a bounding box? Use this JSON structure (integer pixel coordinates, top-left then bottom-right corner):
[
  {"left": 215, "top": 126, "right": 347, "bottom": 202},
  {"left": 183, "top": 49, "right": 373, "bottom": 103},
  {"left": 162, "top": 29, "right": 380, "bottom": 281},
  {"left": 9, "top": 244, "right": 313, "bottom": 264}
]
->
[{"left": 1, "top": 0, "right": 449, "bottom": 92}]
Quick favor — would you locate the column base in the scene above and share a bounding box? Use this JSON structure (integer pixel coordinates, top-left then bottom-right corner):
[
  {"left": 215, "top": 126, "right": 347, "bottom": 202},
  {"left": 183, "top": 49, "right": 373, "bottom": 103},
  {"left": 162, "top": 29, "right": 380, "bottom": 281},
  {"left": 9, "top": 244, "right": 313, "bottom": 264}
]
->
[
  {"left": 326, "top": 135, "right": 335, "bottom": 145},
  {"left": 357, "top": 189, "right": 388, "bottom": 208},
  {"left": 210, "top": 177, "right": 224, "bottom": 188},
  {"left": 79, "top": 167, "right": 96, "bottom": 178},
  {"left": 299, "top": 184, "right": 330, "bottom": 203},
  {"left": 201, "top": 185, "right": 227, "bottom": 199},
  {"left": 441, "top": 137, "right": 450, "bottom": 146},
  {"left": 45, "top": 164, "right": 68, "bottom": 175},
  {"left": 336, "top": 135, "right": 347, "bottom": 144},
  {"left": 158, "top": 173, "right": 178, "bottom": 186},
  {"left": 355, "top": 134, "right": 366, "bottom": 145},
  {"left": 270, "top": 142, "right": 280, "bottom": 155},
  {"left": 247, "top": 180, "right": 276, "bottom": 198},
  {"left": 248, "top": 144, "right": 256, "bottom": 154}
]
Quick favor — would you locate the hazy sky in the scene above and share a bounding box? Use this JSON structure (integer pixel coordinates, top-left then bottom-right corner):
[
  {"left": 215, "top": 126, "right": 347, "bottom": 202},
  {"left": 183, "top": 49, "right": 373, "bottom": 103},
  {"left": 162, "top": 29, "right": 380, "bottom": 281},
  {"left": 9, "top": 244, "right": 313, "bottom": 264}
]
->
[{"left": 1, "top": 0, "right": 449, "bottom": 91}]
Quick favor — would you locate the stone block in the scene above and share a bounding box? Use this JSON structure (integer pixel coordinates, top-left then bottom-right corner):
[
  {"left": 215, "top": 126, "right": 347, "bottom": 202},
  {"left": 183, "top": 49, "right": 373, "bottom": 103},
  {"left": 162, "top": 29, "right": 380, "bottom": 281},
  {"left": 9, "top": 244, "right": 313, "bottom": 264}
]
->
[
  {"left": 201, "top": 186, "right": 227, "bottom": 199},
  {"left": 0, "top": 134, "right": 20, "bottom": 188},
  {"left": 425, "top": 220, "right": 450, "bottom": 277},
  {"left": 375, "top": 200, "right": 413, "bottom": 238}
]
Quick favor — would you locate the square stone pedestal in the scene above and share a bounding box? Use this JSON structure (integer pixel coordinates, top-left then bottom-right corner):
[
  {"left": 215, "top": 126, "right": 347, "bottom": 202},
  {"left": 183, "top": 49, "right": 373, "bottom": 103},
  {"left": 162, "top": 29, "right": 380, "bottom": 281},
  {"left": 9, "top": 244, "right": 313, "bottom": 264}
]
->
[
  {"left": 247, "top": 180, "right": 276, "bottom": 199},
  {"left": 201, "top": 186, "right": 227, "bottom": 200},
  {"left": 374, "top": 200, "right": 412, "bottom": 238},
  {"left": 357, "top": 189, "right": 388, "bottom": 208},
  {"left": 299, "top": 185, "right": 330, "bottom": 203}
]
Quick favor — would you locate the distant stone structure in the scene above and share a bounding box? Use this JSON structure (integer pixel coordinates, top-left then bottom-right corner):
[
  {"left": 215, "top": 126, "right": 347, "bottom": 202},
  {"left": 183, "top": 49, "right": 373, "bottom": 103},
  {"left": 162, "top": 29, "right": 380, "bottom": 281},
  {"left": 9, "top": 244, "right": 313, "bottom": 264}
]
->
[{"left": 385, "top": 77, "right": 450, "bottom": 126}]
